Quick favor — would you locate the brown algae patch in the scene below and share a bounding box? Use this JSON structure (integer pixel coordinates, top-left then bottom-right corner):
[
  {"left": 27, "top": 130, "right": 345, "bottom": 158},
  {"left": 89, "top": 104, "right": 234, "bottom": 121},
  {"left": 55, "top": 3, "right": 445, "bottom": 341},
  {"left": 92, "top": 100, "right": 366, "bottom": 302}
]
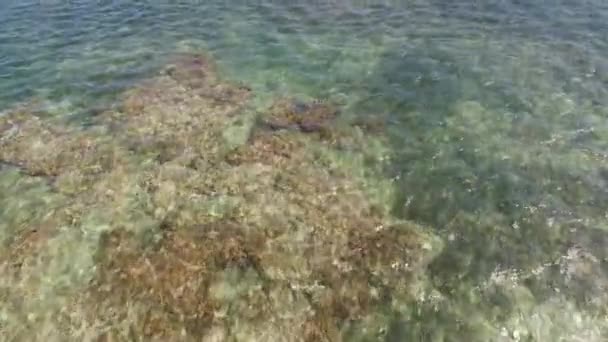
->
[
  {"left": 0, "top": 114, "right": 127, "bottom": 182},
  {"left": 258, "top": 98, "right": 339, "bottom": 134},
  {"left": 105, "top": 52, "right": 252, "bottom": 165},
  {"left": 0, "top": 52, "right": 440, "bottom": 341}
]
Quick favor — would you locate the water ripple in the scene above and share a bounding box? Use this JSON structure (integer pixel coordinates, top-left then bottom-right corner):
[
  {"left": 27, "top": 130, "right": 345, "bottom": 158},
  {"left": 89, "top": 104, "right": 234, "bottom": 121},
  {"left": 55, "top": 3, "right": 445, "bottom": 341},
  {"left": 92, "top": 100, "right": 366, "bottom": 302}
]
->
[{"left": 1, "top": 1, "right": 608, "bottom": 340}]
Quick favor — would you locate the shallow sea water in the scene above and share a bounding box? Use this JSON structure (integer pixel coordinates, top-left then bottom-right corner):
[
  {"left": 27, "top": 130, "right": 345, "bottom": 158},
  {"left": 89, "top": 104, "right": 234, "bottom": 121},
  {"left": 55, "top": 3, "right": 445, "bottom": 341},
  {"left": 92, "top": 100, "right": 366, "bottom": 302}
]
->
[{"left": 1, "top": 0, "right": 608, "bottom": 341}]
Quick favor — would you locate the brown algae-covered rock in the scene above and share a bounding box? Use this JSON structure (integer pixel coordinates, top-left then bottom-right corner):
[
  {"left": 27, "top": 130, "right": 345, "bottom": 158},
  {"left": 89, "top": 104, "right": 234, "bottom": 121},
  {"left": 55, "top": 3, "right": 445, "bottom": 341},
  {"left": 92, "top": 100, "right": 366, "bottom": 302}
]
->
[
  {"left": 84, "top": 222, "right": 266, "bottom": 340},
  {"left": 106, "top": 53, "right": 252, "bottom": 165},
  {"left": 0, "top": 52, "right": 440, "bottom": 341},
  {"left": 164, "top": 52, "right": 218, "bottom": 89},
  {"left": 259, "top": 98, "right": 339, "bottom": 133},
  {"left": 224, "top": 129, "right": 308, "bottom": 166},
  {"left": 0, "top": 113, "right": 129, "bottom": 184}
]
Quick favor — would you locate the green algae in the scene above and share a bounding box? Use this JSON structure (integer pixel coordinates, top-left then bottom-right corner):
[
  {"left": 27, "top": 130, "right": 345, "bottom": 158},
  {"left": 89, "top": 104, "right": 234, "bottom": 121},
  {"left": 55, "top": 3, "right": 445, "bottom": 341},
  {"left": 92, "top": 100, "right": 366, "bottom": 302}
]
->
[{"left": 384, "top": 98, "right": 608, "bottom": 340}]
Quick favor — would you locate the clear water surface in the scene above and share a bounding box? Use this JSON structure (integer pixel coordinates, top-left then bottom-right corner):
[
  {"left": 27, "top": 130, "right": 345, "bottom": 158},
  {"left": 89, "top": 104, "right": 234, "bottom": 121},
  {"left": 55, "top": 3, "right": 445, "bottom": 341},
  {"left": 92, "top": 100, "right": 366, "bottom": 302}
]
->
[{"left": 1, "top": 0, "right": 608, "bottom": 340}]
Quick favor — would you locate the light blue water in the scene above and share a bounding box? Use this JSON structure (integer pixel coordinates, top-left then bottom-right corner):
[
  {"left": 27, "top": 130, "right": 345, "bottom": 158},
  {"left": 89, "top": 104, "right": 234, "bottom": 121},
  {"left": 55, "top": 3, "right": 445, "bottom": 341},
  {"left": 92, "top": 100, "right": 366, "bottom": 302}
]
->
[{"left": 2, "top": 0, "right": 608, "bottom": 340}]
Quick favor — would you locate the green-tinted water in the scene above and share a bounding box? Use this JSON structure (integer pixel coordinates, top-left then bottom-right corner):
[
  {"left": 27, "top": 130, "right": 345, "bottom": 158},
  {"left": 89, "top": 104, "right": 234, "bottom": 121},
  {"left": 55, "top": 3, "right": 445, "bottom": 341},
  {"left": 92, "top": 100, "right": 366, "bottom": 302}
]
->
[{"left": 1, "top": 1, "right": 608, "bottom": 340}]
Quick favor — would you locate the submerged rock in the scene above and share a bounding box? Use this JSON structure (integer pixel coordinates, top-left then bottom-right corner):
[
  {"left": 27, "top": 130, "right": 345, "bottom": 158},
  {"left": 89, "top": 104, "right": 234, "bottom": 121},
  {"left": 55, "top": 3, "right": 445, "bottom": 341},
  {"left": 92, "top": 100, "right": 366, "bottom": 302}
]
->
[
  {"left": 259, "top": 98, "right": 339, "bottom": 134},
  {"left": 0, "top": 52, "right": 440, "bottom": 341},
  {"left": 224, "top": 130, "right": 307, "bottom": 166},
  {"left": 164, "top": 52, "right": 217, "bottom": 88},
  {"left": 0, "top": 113, "right": 128, "bottom": 186},
  {"left": 103, "top": 52, "right": 252, "bottom": 166}
]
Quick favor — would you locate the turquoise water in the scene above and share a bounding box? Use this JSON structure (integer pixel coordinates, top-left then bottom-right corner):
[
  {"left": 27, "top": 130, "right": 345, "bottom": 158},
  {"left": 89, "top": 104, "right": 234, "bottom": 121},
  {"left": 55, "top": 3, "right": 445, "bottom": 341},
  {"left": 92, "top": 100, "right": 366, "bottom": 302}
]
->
[{"left": 2, "top": 0, "right": 608, "bottom": 340}]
